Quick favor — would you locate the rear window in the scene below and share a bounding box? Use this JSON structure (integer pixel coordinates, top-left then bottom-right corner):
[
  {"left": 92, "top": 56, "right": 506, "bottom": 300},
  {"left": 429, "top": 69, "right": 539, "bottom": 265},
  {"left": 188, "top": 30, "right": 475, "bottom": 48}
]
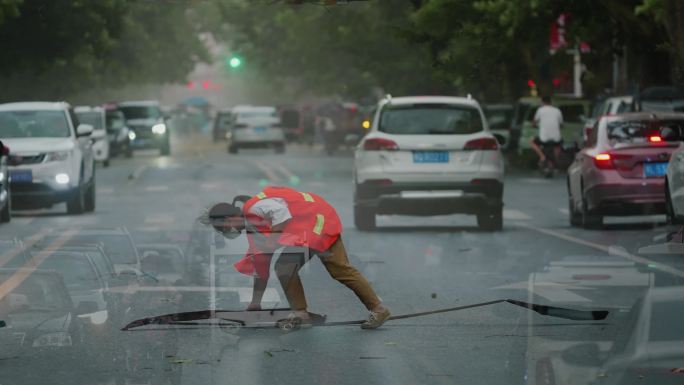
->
[
  {"left": 379, "top": 103, "right": 483, "bottom": 135},
  {"left": 649, "top": 300, "right": 684, "bottom": 342},
  {"left": 607, "top": 119, "right": 684, "bottom": 142},
  {"left": 559, "top": 104, "right": 586, "bottom": 123}
]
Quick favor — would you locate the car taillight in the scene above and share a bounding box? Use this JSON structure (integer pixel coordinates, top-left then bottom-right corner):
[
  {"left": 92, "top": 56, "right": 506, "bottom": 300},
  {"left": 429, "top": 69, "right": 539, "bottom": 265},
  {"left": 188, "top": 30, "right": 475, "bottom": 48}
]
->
[
  {"left": 362, "top": 138, "right": 399, "bottom": 151},
  {"left": 594, "top": 153, "right": 632, "bottom": 169},
  {"left": 464, "top": 137, "right": 498, "bottom": 150}
]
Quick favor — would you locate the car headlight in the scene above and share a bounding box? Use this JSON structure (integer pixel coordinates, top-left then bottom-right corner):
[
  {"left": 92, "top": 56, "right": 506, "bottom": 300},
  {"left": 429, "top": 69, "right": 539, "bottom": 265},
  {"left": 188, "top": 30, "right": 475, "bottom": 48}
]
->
[
  {"left": 151, "top": 123, "right": 167, "bottom": 135},
  {"left": 44, "top": 151, "right": 70, "bottom": 162},
  {"left": 33, "top": 332, "right": 72, "bottom": 347},
  {"left": 128, "top": 131, "right": 137, "bottom": 140}
]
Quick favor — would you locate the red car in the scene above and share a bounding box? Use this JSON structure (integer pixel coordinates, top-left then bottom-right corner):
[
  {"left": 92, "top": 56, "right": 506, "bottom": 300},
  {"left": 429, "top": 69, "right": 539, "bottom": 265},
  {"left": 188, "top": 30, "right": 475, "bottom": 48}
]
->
[{"left": 567, "top": 112, "right": 684, "bottom": 228}]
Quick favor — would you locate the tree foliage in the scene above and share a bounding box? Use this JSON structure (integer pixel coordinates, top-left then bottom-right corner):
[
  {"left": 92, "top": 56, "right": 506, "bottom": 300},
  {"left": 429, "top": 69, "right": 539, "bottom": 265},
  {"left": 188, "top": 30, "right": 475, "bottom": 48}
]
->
[{"left": 0, "top": 0, "right": 209, "bottom": 102}]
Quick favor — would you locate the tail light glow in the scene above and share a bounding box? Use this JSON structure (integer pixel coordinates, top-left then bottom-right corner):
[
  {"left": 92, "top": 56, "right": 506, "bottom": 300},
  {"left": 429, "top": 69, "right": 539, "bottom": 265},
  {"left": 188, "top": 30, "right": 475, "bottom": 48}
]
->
[
  {"left": 464, "top": 137, "right": 498, "bottom": 151},
  {"left": 362, "top": 138, "right": 399, "bottom": 151}
]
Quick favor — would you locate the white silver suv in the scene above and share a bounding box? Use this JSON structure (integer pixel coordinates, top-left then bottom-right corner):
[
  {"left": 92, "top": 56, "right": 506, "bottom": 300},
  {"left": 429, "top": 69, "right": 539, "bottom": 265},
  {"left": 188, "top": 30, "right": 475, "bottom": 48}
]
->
[
  {"left": 0, "top": 102, "right": 96, "bottom": 214},
  {"left": 353, "top": 96, "right": 505, "bottom": 230}
]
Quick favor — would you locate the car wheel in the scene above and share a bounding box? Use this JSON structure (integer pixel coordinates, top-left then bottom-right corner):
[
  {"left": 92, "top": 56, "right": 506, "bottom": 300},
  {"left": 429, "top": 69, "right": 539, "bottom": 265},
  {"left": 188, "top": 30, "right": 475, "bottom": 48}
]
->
[
  {"left": 228, "top": 145, "right": 238, "bottom": 154},
  {"left": 84, "top": 170, "right": 96, "bottom": 213},
  {"left": 67, "top": 181, "right": 85, "bottom": 215},
  {"left": 354, "top": 205, "right": 376, "bottom": 231},
  {"left": 0, "top": 194, "right": 11, "bottom": 223},
  {"left": 567, "top": 180, "right": 581, "bottom": 227},
  {"left": 160, "top": 141, "right": 171, "bottom": 156},
  {"left": 275, "top": 142, "right": 285, "bottom": 154},
  {"left": 477, "top": 208, "right": 503, "bottom": 231},
  {"left": 666, "top": 182, "right": 683, "bottom": 225},
  {"left": 581, "top": 196, "right": 602, "bottom": 229}
]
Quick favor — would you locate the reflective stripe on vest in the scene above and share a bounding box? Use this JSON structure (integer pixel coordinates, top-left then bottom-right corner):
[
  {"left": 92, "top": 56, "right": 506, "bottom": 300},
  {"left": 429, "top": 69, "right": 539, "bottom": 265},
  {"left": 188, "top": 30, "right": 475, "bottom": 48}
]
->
[
  {"left": 313, "top": 214, "right": 324, "bottom": 235},
  {"left": 256, "top": 192, "right": 267, "bottom": 199},
  {"left": 301, "top": 192, "right": 314, "bottom": 202}
]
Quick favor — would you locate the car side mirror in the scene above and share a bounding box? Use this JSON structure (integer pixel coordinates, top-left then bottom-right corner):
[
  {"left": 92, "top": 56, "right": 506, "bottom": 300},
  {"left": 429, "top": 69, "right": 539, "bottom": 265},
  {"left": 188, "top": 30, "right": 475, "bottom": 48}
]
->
[
  {"left": 561, "top": 343, "right": 603, "bottom": 367},
  {"left": 75, "top": 300, "right": 99, "bottom": 315},
  {"left": 76, "top": 124, "right": 94, "bottom": 137},
  {"left": 493, "top": 134, "right": 506, "bottom": 146},
  {"left": 90, "top": 129, "right": 106, "bottom": 140}
]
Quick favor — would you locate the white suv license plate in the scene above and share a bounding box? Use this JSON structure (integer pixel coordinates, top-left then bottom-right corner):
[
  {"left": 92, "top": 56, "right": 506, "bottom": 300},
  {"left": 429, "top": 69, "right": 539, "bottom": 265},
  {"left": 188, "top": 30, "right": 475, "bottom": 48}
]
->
[
  {"left": 400, "top": 191, "right": 463, "bottom": 198},
  {"left": 413, "top": 151, "right": 449, "bottom": 163}
]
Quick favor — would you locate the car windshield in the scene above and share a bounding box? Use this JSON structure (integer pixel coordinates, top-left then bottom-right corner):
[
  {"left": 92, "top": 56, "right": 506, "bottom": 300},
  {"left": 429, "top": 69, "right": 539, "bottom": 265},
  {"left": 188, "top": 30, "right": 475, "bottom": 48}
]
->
[
  {"left": 0, "top": 110, "right": 70, "bottom": 138},
  {"left": 0, "top": 272, "right": 71, "bottom": 312},
  {"left": 105, "top": 111, "right": 126, "bottom": 132},
  {"left": 379, "top": 104, "right": 483, "bottom": 135},
  {"left": 607, "top": 119, "right": 684, "bottom": 142},
  {"left": 119, "top": 106, "right": 161, "bottom": 120},
  {"left": 39, "top": 254, "right": 100, "bottom": 290},
  {"left": 4, "top": 2, "right": 684, "bottom": 384},
  {"left": 75, "top": 111, "right": 103, "bottom": 130}
]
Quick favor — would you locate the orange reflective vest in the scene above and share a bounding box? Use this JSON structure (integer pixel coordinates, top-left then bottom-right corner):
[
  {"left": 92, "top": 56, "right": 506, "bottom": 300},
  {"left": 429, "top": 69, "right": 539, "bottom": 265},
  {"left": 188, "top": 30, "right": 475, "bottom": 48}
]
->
[{"left": 234, "top": 186, "right": 342, "bottom": 278}]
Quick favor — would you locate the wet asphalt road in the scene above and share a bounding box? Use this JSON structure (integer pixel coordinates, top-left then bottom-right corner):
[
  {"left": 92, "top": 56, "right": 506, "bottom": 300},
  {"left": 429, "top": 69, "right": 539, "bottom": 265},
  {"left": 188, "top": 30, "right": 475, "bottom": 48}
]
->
[{"left": 2, "top": 131, "right": 684, "bottom": 385}]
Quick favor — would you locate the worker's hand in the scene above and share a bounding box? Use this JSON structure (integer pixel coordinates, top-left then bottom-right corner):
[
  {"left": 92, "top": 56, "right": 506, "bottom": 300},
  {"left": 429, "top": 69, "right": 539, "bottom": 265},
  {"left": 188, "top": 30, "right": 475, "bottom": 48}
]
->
[{"left": 246, "top": 302, "right": 262, "bottom": 311}]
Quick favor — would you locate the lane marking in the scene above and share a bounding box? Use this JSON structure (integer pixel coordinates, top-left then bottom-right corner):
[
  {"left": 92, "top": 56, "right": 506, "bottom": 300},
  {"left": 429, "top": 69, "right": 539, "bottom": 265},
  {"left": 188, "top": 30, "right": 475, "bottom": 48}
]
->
[
  {"left": 0, "top": 228, "right": 51, "bottom": 268},
  {"left": 517, "top": 223, "right": 684, "bottom": 279},
  {"left": 503, "top": 209, "right": 531, "bottom": 221},
  {"left": 145, "top": 185, "right": 169, "bottom": 192},
  {"left": 0, "top": 229, "right": 77, "bottom": 300},
  {"left": 253, "top": 160, "right": 282, "bottom": 183}
]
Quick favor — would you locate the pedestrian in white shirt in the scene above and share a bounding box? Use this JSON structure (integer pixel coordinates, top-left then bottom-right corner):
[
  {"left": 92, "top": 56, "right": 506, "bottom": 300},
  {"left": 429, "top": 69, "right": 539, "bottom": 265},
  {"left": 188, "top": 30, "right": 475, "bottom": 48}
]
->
[{"left": 531, "top": 95, "right": 564, "bottom": 169}]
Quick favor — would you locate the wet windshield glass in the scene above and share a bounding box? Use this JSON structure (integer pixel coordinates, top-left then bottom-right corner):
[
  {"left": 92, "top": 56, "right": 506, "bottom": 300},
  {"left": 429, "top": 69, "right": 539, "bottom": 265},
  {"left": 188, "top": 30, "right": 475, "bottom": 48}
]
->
[
  {"left": 379, "top": 104, "right": 483, "bottom": 135},
  {"left": 0, "top": 110, "right": 70, "bottom": 138}
]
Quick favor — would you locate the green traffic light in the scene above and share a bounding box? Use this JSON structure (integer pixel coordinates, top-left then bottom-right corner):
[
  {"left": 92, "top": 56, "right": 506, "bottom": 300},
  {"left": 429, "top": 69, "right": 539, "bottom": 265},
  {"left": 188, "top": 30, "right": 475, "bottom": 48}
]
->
[{"left": 229, "top": 56, "right": 242, "bottom": 68}]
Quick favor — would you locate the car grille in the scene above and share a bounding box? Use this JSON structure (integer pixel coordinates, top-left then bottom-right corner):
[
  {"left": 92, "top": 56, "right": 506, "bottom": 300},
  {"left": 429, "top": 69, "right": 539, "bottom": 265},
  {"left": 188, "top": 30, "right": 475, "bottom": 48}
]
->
[
  {"left": 130, "top": 125, "right": 153, "bottom": 139},
  {"left": 9, "top": 154, "right": 45, "bottom": 166}
]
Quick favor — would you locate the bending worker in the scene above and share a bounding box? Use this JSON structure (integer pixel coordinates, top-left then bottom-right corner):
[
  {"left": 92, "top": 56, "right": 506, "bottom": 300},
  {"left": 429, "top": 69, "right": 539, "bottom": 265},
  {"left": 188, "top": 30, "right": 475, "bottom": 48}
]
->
[{"left": 208, "top": 186, "right": 391, "bottom": 329}]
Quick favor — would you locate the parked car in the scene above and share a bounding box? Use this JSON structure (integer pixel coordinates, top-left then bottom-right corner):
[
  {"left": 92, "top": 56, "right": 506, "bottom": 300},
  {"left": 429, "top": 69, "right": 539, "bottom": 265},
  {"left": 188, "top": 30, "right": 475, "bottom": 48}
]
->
[
  {"left": 353, "top": 95, "right": 505, "bottom": 231},
  {"left": 0, "top": 140, "right": 10, "bottom": 222},
  {"left": 483, "top": 103, "right": 515, "bottom": 151},
  {"left": 74, "top": 106, "right": 110, "bottom": 167},
  {"left": 593, "top": 286, "right": 684, "bottom": 385},
  {"left": 584, "top": 96, "right": 634, "bottom": 143},
  {"left": 665, "top": 137, "right": 684, "bottom": 224},
  {"left": 511, "top": 96, "right": 590, "bottom": 155},
  {"left": 118, "top": 100, "right": 170, "bottom": 156},
  {"left": 567, "top": 112, "right": 684, "bottom": 228},
  {"left": 635, "top": 86, "right": 684, "bottom": 113},
  {"left": 0, "top": 102, "right": 96, "bottom": 214},
  {"left": 226, "top": 105, "right": 285, "bottom": 154},
  {"left": 0, "top": 269, "right": 88, "bottom": 368},
  {"left": 104, "top": 107, "right": 132, "bottom": 158}
]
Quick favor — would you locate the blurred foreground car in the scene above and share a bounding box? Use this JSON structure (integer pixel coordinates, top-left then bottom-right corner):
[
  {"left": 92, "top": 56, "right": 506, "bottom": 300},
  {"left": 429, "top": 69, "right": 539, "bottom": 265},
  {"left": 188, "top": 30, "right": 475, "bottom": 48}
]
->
[
  {"left": 74, "top": 106, "right": 110, "bottom": 167},
  {"left": 118, "top": 100, "right": 170, "bottom": 156},
  {"left": 567, "top": 113, "right": 684, "bottom": 228},
  {"left": 0, "top": 102, "right": 96, "bottom": 214},
  {"left": 0, "top": 140, "right": 10, "bottom": 222},
  {"left": 226, "top": 105, "right": 285, "bottom": 154},
  {"left": 353, "top": 95, "right": 505, "bottom": 231},
  {"left": 593, "top": 286, "right": 684, "bottom": 385},
  {"left": 0, "top": 269, "right": 87, "bottom": 366},
  {"left": 104, "top": 107, "right": 132, "bottom": 158},
  {"left": 42, "top": 227, "right": 142, "bottom": 275}
]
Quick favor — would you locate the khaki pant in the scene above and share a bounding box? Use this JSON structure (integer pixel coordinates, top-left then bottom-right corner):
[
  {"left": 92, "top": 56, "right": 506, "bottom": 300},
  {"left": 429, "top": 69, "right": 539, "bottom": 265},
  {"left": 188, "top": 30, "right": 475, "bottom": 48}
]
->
[{"left": 275, "top": 238, "right": 381, "bottom": 311}]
